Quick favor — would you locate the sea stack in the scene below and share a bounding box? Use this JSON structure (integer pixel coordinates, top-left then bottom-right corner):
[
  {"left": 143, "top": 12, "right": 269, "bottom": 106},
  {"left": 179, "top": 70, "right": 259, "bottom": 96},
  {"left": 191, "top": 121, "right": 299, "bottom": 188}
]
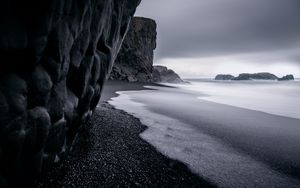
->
[{"left": 110, "top": 17, "right": 157, "bottom": 82}]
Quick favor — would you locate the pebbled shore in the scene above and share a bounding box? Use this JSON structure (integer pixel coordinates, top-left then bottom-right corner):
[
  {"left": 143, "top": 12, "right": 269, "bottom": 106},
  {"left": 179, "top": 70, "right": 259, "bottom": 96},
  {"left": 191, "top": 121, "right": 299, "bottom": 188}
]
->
[{"left": 36, "top": 102, "right": 214, "bottom": 187}]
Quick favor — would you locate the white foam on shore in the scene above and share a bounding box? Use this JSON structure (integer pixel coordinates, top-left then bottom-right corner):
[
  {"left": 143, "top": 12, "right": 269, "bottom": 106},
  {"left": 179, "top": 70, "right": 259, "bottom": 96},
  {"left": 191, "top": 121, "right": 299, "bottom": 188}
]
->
[{"left": 109, "top": 91, "right": 300, "bottom": 188}]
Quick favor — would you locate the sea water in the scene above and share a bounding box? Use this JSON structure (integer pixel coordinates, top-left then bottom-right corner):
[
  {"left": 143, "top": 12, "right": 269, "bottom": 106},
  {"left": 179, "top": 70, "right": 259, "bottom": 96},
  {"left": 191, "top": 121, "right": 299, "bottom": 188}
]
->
[
  {"left": 108, "top": 79, "right": 300, "bottom": 187},
  {"left": 174, "top": 79, "right": 300, "bottom": 119}
]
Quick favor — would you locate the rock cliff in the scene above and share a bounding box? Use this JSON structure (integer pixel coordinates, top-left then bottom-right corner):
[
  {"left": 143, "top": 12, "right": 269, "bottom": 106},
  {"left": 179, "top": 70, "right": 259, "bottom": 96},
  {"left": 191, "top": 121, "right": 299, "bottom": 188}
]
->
[
  {"left": 0, "top": 0, "right": 140, "bottom": 187},
  {"left": 109, "top": 17, "right": 157, "bottom": 82},
  {"left": 152, "top": 66, "right": 184, "bottom": 83}
]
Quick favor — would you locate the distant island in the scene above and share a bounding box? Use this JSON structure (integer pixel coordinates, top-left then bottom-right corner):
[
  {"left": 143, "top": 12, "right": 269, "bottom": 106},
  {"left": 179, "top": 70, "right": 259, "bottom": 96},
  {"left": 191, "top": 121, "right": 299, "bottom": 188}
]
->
[{"left": 215, "top": 73, "right": 294, "bottom": 81}]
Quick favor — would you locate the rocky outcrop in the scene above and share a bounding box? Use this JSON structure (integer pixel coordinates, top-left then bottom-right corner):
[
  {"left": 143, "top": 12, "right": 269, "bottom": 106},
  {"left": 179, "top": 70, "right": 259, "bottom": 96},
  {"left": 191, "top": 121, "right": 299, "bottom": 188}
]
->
[
  {"left": 278, "top": 74, "right": 294, "bottom": 81},
  {"left": 233, "top": 73, "right": 278, "bottom": 80},
  {"left": 0, "top": 0, "right": 140, "bottom": 187},
  {"left": 215, "top": 74, "right": 235, "bottom": 80},
  {"left": 109, "top": 18, "right": 184, "bottom": 84},
  {"left": 109, "top": 17, "right": 157, "bottom": 82},
  {"left": 152, "top": 66, "right": 184, "bottom": 83},
  {"left": 215, "top": 73, "right": 295, "bottom": 81}
]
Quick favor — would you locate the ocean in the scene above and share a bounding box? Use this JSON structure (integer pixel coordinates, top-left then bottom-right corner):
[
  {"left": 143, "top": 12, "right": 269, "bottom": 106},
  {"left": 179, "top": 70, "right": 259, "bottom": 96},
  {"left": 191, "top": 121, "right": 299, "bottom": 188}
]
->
[
  {"left": 174, "top": 78, "right": 300, "bottom": 119},
  {"left": 109, "top": 79, "right": 300, "bottom": 187}
]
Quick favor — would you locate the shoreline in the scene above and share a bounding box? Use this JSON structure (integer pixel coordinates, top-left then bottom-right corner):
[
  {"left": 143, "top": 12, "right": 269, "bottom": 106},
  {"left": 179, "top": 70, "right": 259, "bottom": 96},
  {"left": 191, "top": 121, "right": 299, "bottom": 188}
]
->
[
  {"left": 100, "top": 80, "right": 174, "bottom": 102},
  {"left": 107, "top": 81, "right": 300, "bottom": 187},
  {"left": 37, "top": 81, "right": 214, "bottom": 187}
]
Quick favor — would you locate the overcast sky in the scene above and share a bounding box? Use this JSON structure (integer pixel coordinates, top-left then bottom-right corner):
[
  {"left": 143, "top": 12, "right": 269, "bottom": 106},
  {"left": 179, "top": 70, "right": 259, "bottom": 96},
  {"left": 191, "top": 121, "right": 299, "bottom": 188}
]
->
[{"left": 135, "top": 0, "right": 300, "bottom": 78}]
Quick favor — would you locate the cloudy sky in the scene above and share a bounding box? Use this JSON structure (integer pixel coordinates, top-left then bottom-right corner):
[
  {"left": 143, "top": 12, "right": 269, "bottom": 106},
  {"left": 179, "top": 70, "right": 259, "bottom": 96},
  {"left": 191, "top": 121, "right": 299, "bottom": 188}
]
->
[{"left": 135, "top": 0, "right": 300, "bottom": 78}]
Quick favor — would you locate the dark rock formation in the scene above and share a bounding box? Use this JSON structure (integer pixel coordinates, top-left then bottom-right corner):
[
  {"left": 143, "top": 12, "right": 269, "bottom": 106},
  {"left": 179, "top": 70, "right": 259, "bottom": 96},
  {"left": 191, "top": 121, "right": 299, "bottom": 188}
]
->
[
  {"left": 0, "top": 0, "right": 140, "bottom": 187},
  {"left": 152, "top": 66, "right": 184, "bottom": 83},
  {"left": 215, "top": 73, "right": 296, "bottom": 81},
  {"left": 278, "top": 74, "right": 294, "bottom": 81},
  {"left": 110, "top": 17, "right": 157, "bottom": 82},
  {"left": 215, "top": 74, "right": 235, "bottom": 80},
  {"left": 108, "top": 18, "right": 184, "bottom": 84},
  {"left": 233, "top": 73, "right": 278, "bottom": 80}
]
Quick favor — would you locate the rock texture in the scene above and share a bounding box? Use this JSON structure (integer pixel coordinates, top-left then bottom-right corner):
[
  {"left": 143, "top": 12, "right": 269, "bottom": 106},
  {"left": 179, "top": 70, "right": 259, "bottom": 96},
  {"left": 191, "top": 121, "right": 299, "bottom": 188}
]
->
[
  {"left": 215, "top": 74, "right": 235, "bottom": 80},
  {"left": 278, "top": 74, "right": 294, "bottom": 81},
  {"left": 0, "top": 0, "right": 140, "bottom": 187},
  {"left": 109, "top": 17, "right": 157, "bottom": 82},
  {"left": 152, "top": 66, "right": 184, "bottom": 83}
]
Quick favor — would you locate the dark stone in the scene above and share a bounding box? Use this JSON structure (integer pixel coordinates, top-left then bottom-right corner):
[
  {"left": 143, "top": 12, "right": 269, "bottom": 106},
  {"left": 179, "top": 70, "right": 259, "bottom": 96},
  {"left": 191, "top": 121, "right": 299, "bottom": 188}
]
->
[
  {"left": 46, "top": 79, "right": 66, "bottom": 123},
  {"left": 21, "top": 108, "right": 50, "bottom": 183},
  {"left": 0, "top": 92, "right": 9, "bottom": 132},
  {"left": 0, "top": 176, "right": 8, "bottom": 188},
  {"left": 41, "top": 153, "right": 56, "bottom": 173},
  {"left": 69, "top": 56, "right": 94, "bottom": 98},
  {"left": 1, "top": 129, "right": 26, "bottom": 185},
  {"left": 28, "top": 66, "right": 53, "bottom": 107},
  {"left": 90, "top": 84, "right": 101, "bottom": 111},
  {"left": 110, "top": 17, "right": 157, "bottom": 82},
  {"left": 0, "top": 74, "right": 27, "bottom": 115},
  {"left": 26, "top": 107, "right": 51, "bottom": 152},
  {"left": 0, "top": 0, "right": 141, "bottom": 186},
  {"left": 152, "top": 65, "right": 185, "bottom": 83},
  {"left": 278, "top": 74, "right": 294, "bottom": 81},
  {"left": 45, "top": 118, "right": 66, "bottom": 153},
  {"left": 64, "top": 89, "right": 79, "bottom": 124},
  {"left": 70, "top": 30, "right": 90, "bottom": 68},
  {"left": 215, "top": 74, "right": 235, "bottom": 80},
  {"left": 78, "top": 85, "right": 95, "bottom": 116}
]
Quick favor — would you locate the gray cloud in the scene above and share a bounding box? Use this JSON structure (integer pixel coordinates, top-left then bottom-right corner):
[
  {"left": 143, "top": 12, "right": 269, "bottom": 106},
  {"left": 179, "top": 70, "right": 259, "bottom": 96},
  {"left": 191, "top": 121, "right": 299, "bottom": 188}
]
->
[{"left": 135, "top": 0, "right": 300, "bottom": 65}]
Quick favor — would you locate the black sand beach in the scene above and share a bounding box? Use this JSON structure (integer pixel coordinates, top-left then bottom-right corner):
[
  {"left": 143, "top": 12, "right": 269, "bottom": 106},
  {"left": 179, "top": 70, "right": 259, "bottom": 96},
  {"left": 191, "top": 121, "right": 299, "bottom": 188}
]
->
[{"left": 36, "top": 81, "right": 214, "bottom": 187}]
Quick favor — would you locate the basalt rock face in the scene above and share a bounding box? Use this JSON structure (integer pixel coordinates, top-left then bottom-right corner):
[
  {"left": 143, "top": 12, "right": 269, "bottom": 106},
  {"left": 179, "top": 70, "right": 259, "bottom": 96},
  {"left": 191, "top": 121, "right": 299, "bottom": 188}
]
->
[
  {"left": 0, "top": 0, "right": 140, "bottom": 187},
  {"left": 152, "top": 66, "right": 184, "bottom": 83},
  {"left": 109, "top": 17, "right": 157, "bottom": 82}
]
